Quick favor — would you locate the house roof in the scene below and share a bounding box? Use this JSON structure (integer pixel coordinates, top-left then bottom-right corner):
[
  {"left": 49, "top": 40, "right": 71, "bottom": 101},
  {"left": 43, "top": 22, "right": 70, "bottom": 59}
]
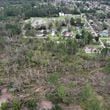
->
[{"left": 99, "top": 30, "right": 109, "bottom": 36}]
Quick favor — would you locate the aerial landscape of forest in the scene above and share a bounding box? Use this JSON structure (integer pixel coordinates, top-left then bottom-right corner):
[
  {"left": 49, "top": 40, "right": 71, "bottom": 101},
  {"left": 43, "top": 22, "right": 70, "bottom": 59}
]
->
[{"left": 0, "top": 0, "right": 110, "bottom": 110}]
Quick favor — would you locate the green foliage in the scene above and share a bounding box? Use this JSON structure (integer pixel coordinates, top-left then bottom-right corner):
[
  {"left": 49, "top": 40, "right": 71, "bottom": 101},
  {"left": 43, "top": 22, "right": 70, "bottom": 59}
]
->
[
  {"left": 46, "top": 84, "right": 68, "bottom": 104},
  {"left": 77, "top": 50, "right": 97, "bottom": 60},
  {"left": 75, "top": 29, "right": 93, "bottom": 47},
  {"left": 0, "top": 79, "right": 4, "bottom": 86},
  {"left": 46, "top": 92, "right": 62, "bottom": 104},
  {"left": 85, "top": 99, "right": 103, "bottom": 110},
  {"left": 70, "top": 17, "right": 75, "bottom": 26},
  {"left": 81, "top": 84, "right": 94, "bottom": 101},
  {"left": 5, "top": 24, "right": 21, "bottom": 35},
  {"left": 12, "top": 100, "right": 21, "bottom": 110},
  {"left": 75, "top": 34, "right": 82, "bottom": 39},
  {"left": 46, "top": 38, "right": 78, "bottom": 55},
  {"left": 26, "top": 99, "right": 37, "bottom": 110},
  {"left": 57, "top": 85, "right": 66, "bottom": 101},
  {"left": 48, "top": 73, "right": 59, "bottom": 85},
  {"left": 101, "top": 48, "right": 110, "bottom": 57},
  {"left": 57, "top": 85, "right": 73, "bottom": 104},
  {"left": 103, "top": 59, "right": 110, "bottom": 74},
  {"left": 24, "top": 23, "right": 32, "bottom": 30},
  {"left": 0, "top": 37, "right": 5, "bottom": 50},
  {"left": 66, "top": 39, "right": 78, "bottom": 55},
  {"left": 4, "top": 7, "right": 21, "bottom": 17},
  {"left": 0, "top": 16, "right": 7, "bottom": 20},
  {"left": 80, "top": 84, "right": 103, "bottom": 110},
  {"left": 0, "top": 103, "right": 8, "bottom": 110},
  {"left": 81, "top": 29, "right": 93, "bottom": 45},
  {"left": 0, "top": 0, "right": 81, "bottom": 19},
  {"left": 52, "top": 104, "right": 62, "bottom": 110},
  {"left": 27, "top": 51, "right": 33, "bottom": 61},
  {"left": 24, "top": 4, "right": 59, "bottom": 18}
]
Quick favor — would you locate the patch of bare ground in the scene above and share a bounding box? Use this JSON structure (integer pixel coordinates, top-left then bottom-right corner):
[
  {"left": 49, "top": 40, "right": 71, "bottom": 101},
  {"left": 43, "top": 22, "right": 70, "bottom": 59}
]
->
[
  {"left": 60, "top": 75, "right": 87, "bottom": 86},
  {"left": 18, "top": 85, "right": 49, "bottom": 101},
  {"left": 37, "top": 100, "right": 53, "bottom": 110},
  {"left": 0, "top": 53, "right": 6, "bottom": 59},
  {"left": 59, "top": 75, "right": 88, "bottom": 96},
  {"left": 7, "top": 67, "right": 47, "bottom": 91},
  {"left": 89, "top": 72, "right": 110, "bottom": 95},
  {"left": 0, "top": 87, "right": 13, "bottom": 106},
  {"left": 89, "top": 72, "right": 110, "bottom": 108}
]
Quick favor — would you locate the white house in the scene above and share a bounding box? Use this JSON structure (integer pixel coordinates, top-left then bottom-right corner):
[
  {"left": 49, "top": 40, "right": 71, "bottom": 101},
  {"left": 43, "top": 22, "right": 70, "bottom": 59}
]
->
[{"left": 59, "top": 12, "right": 65, "bottom": 17}]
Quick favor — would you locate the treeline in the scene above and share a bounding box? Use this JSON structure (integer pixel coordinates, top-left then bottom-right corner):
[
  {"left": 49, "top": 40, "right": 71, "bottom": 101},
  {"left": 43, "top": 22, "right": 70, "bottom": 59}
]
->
[{"left": 0, "top": 1, "right": 80, "bottom": 20}]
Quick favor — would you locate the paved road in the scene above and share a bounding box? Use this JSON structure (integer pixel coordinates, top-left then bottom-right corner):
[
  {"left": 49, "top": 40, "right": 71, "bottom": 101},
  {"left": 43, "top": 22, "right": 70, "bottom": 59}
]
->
[
  {"left": 84, "top": 15, "right": 105, "bottom": 48},
  {"left": 100, "top": 38, "right": 110, "bottom": 40},
  {"left": 23, "top": 36, "right": 47, "bottom": 39}
]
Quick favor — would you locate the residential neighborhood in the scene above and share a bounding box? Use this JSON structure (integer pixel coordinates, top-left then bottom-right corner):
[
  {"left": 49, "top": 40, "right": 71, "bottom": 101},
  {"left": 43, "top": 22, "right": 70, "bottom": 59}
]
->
[{"left": 23, "top": 11, "right": 110, "bottom": 53}]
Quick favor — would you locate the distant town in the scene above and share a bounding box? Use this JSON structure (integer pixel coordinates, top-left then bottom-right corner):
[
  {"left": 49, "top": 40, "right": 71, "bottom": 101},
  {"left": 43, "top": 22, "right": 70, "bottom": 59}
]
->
[{"left": 22, "top": 0, "right": 110, "bottom": 54}]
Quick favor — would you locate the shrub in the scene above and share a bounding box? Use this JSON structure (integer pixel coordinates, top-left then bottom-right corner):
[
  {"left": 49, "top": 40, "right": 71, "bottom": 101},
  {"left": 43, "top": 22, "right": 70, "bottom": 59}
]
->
[
  {"left": 26, "top": 99, "right": 37, "bottom": 110},
  {"left": 80, "top": 84, "right": 104, "bottom": 110},
  {"left": 46, "top": 92, "right": 62, "bottom": 104},
  {"left": 48, "top": 73, "right": 59, "bottom": 85},
  {"left": 52, "top": 104, "right": 62, "bottom": 110},
  {"left": 0, "top": 103, "right": 8, "bottom": 110},
  {"left": 12, "top": 100, "right": 21, "bottom": 110},
  {"left": 85, "top": 98, "right": 103, "bottom": 110},
  {"left": 47, "top": 84, "right": 71, "bottom": 104},
  {"left": 81, "top": 84, "right": 94, "bottom": 101},
  {"left": 57, "top": 85, "right": 66, "bottom": 100},
  {"left": 56, "top": 85, "right": 69, "bottom": 103},
  {"left": 103, "top": 65, "right": 110, "bottom": 74}
]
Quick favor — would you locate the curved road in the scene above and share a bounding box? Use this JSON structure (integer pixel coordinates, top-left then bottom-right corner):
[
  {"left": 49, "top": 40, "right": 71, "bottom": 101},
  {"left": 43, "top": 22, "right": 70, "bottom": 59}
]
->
[{"left": 84, "top": 15, "right": 105, "bottom": 48}]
